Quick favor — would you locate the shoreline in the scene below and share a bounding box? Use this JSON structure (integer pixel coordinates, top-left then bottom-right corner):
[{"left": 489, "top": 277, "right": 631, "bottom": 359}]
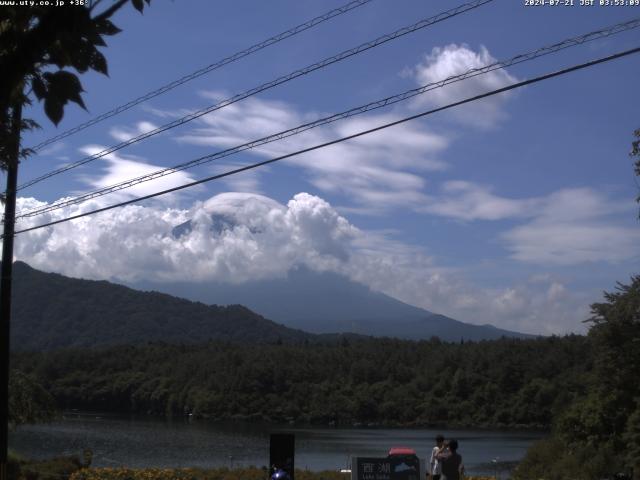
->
[
  {"left": 11, "top": 417, "right": 540, "bottom": 477},
  {"left": 59, "top": 409, "right": 551, "bottom": 433}
]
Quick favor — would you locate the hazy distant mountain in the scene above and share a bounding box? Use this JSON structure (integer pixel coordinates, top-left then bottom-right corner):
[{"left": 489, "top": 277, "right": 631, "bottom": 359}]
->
[
  {"left": 9, "top": 259, "right": 532, "bottom": 352},
  {"left": 9, "top": 262, "right": 314, "bottom": 351},
  {"left": 134, "top": 266, "right": 534, "bottom": 342}
]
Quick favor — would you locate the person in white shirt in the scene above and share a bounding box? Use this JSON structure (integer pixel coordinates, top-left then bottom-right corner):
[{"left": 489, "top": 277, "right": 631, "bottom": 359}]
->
[{"left": 428, "top": 434, "right": 445, "bottom": 480}]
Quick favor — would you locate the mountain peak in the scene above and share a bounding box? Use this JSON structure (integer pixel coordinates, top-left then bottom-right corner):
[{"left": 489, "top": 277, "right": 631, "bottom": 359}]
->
[{"left": 133, "top": 266, "right": 534, "bottom": 342}]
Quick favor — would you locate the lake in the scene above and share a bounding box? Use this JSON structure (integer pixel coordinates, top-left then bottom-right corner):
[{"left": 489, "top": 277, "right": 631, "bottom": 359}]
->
[{"left": 9, "top": 413, "right": 545, "bottom": 477}]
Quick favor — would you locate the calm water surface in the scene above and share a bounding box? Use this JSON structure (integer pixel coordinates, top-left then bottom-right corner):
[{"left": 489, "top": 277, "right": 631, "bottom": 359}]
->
[{"left": 9, "top": 413, "right": 545, "bottom": 476}]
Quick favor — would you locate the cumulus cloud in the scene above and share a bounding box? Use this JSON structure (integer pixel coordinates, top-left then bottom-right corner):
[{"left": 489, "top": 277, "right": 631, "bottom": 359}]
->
[
  {"left": 14, "top": 192, "right": 357, "bottom": 284},
  {"left": 13, "top": 191, "right": 595, "bottom": 334},
  {"left": 340, "top": 245, "right": 589, "bottom": 335},
  {"left": 408, "top": 44, "right": 519, "bottom": 128}
]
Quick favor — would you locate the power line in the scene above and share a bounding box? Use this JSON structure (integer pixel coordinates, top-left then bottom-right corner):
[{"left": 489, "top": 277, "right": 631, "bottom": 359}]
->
[
  {"left": 18, "top": 17, "right": 640, "bottom": 217},
  {"left": 11, "top": 45, "right": 640, "bottom": 238},
  {"left": 18, "top": 0, "right": 494, "bottom": 191},
  {"left": 28, "top": 0, "right": 374, "bottom": 152},
  {"left": 16, "top": 17, "right": 640, "bottom": 219},
  {"left": 21, "top": 0, "right": 491, "bottom": 189}
]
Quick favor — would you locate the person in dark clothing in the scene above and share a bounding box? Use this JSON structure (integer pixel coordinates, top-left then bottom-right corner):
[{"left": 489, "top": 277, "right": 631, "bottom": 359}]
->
[{"left": 436, "top": 439, "right": 463, "bottom": 480}]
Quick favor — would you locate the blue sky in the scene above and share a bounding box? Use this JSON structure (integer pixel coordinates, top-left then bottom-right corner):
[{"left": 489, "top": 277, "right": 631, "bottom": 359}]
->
[{"left": 8, "top": 0, "right": 640, "bottom": 334}]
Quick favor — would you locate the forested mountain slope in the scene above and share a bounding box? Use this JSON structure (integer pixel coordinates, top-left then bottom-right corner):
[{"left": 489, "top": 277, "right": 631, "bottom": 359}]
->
[{"left": 10, "top": 262, "right": 311, "bottom": 350}]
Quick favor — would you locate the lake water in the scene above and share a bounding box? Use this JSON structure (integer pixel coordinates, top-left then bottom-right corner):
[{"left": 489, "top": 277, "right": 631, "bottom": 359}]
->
[{"left": 9, "top": 413, "right": 545, "bottom": 477}]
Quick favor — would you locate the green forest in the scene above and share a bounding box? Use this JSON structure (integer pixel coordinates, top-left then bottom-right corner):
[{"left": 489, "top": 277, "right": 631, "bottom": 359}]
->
[{"left": 12, "top": 334, "right": 590, "bottom": 429}]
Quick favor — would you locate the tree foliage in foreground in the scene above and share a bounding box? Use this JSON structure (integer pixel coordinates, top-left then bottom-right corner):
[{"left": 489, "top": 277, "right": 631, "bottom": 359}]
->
[
  {"left": 514, "top": 276, "right": 640, "bottom": 479},
  {"left": 633, "top": 128, "right": 640, "bottom": 210},
  {"left": 0, "top": 0, "right": 151, "bottom": 168}
]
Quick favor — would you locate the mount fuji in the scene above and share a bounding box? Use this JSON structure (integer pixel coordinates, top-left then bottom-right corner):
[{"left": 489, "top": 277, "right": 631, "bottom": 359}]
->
[{"left": 129, "top": 194, "right": 533, "bottom": 342}]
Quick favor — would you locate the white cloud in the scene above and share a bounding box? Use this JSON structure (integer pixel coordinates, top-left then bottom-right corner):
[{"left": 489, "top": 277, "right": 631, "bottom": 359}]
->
[
  {"left": 36, "top": 141, "right": 67, "bottom": 157},
  {"left": 142, "top": 45, "right": 519, "bottom": 212},
  {"left": 409, "top": 44, "right": 519, "bottom": 128},
  {"left": 169, "top": 45, "right": 517, "bottom": 209},
  {"left": 505, "top": 222, "right": 640, "bottom": 265},
  {"left": 502, "top": 188, "right": 640, "bottom": 265},
  {"left": 75, "top": 145, "right": 201, "bottom": 205},
  {"left": 421, "top": 181, "right": 540, "bottom": 221},
  {"left": 13, "top": 191, "right": 596, "bottom": 334},
  {"left": 174, "top": 93, "right": 448, "bottom": 211},
  {"left": 208, "top": 161, "right": 266, "bottom": 193},
  {"left": 109, "top": 121, "right": 159, "bottom": 143},
  {"left": 13, "top": 192, "right": 357, "bottom": 284},
  {"left": 416, "top": 181, "right": 639, "bottom": 266},
  {"left": 96, "top": 46, "right": 520, "bottom": 216},
  {"left": 13, "top": 196, "right": 189, "bottom": 282}
]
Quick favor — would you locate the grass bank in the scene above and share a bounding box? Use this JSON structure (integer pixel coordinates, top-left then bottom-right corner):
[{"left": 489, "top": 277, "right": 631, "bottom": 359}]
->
[{"left": 8, "top": 454, "right": 495, "bottom": 480}]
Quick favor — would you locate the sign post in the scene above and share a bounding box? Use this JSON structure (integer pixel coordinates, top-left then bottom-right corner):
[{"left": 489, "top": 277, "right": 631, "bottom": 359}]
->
[
  {"left": 270, "top": 433, "right": 295, "bottom": 480},
  {"left": 352, "top": 455, "right": 421, "bottom": 480}
]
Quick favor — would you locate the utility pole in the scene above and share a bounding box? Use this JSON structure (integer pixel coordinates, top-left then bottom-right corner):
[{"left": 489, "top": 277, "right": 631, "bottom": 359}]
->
[
  {"left": 0, "top": 100, "right": 23, "bottom": 480},
  {"left": 0, "top": 6, "right": 153, "bottom": 480}
]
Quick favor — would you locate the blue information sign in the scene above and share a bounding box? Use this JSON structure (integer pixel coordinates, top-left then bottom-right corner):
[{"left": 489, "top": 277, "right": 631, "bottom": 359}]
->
[{"left": 352, "top": 456, "right": 420, "bottom": 480}]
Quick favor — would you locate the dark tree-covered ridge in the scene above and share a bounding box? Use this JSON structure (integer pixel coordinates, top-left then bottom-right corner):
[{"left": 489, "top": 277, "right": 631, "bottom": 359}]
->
[
  {"left": 9, "top": 262, "right": 311, "bottom": 350},
  {"left": 8, "top": 261, "right": 531, "bottom": 350}
]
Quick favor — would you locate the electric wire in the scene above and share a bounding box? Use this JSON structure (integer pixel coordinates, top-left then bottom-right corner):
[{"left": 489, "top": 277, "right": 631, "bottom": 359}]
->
[
  {"left": 18, "top": 0, "right": 494, "bottom": 191},
  {"left": 16, "top": 17, "right": 640, "bottom": 219},
  {"left": 10, "top": 45, "right": 640, "bottom": 237},
  {"left": 29, "top": 0, "right": 374, "bottom": 152}
]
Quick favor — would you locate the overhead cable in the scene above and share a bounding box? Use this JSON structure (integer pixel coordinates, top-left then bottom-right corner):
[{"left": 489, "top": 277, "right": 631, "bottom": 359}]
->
[
  {"left": 29, "top": 0, "right": 375, "bottom": 152},
  {"left": 18, "top": 0, "right": 494, "bottom": 191},
  {"left": 11, "top": 45, "right": 640, "bottom": 237},
  {"left": 16, "top": 17, "right": 640, "bottom": 219}
]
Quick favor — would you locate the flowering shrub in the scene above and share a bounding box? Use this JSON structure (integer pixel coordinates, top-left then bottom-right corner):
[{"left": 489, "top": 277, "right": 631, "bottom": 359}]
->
[
  {"left": 69, "top": 468, "right": 496, "bottom": 480},
  {"left": 69, "top": 467, "right": 349, "bottom": 480}
]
